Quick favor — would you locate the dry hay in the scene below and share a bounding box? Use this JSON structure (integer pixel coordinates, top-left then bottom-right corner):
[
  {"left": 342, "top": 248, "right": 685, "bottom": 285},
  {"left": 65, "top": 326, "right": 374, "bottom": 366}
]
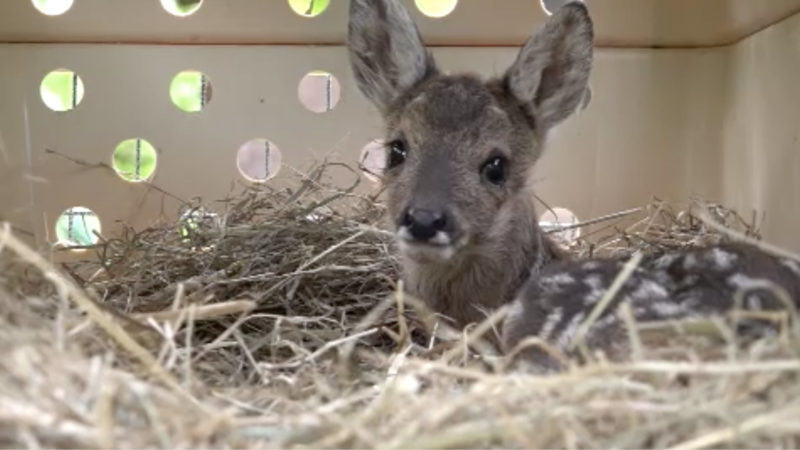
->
[{"left": 1, "top": 164, "right": 800, "bottom": 449}]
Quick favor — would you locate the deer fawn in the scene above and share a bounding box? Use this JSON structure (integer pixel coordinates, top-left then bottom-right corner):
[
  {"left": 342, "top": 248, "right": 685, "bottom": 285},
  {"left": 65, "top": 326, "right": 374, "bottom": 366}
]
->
[{"left": 347, "top": 0, "right": 800, "bottom": 368}]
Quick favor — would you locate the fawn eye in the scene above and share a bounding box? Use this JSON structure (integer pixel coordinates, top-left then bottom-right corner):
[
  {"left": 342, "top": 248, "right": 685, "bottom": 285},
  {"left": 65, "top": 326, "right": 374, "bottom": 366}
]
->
[
  {"left": 481, "top": 156, "right": 507, "bottom": 186},
  {"left": 387, "top": 140, "right": 407, "bottom": 169}
]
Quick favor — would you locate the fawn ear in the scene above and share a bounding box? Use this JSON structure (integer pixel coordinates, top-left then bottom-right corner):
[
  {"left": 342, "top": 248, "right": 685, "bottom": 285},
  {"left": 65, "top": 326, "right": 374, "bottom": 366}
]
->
[
  {"left": 504, "top": 2, "right": 593, "bottom": 132},
  {"left": 347, "top": 0, "right": 437, "bottom": 114}
]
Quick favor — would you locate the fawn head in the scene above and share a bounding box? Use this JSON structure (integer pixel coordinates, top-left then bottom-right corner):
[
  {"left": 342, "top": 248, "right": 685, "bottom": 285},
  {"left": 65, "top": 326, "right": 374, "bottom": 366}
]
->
[{"left": 348, "top": 0, "right": 593, "bottom": 265}]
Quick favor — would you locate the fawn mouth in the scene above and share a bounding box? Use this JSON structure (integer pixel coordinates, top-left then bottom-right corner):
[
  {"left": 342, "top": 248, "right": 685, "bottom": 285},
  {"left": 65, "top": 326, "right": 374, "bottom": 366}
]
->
[{"left": 396, "top": 228, "right": 464, "bottom": 263}]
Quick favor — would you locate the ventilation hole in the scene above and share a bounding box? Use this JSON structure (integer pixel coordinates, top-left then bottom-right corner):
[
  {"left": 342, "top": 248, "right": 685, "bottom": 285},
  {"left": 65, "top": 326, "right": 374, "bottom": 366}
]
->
[
  {"left": 112, "top": 138, "right": 158, "bottom": 182},
  {"left": 236, "top": 139, "right": 283, "bottom": 182},
  {"left": 170, "top": 70, "right": 212, "bottom": 113},
  {"left": 31, "top": 0, "right": 73, "bottom": 16},
  {"left": 541, "top": 0, "right": 583, "bottom": 15},
  {"left": 40, "top": 69, "right": 84, "bottom": 112},
  {"left": 359, "top": 139, "right": 387, "bottom": 183},
  {"left": 55, "top": 206, "right": 102, "bottom": 248},
  {"left": 288, "top": 0, "right": 330, "bottom": 17},
  {"left": 539, "top": 207, "right": 581, "bottom": 244},
  {"left": 297, "top": 71, "right": 341, "bottom": 113},
  {"left": 161, "top": 0, "right": 203, "bottom": 17},
  {"left": 415, "top": 0, "right": 458, "bottom": 18}
]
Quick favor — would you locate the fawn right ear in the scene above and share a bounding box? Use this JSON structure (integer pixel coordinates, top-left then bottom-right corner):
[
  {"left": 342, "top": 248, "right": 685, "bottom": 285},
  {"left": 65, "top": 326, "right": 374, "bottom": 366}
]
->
[
  {"left": 347, "top": 0, "right": 437, "bottom": 114},
  {"left": 504, "top": 2, "right": 594, "bottom": 133}
]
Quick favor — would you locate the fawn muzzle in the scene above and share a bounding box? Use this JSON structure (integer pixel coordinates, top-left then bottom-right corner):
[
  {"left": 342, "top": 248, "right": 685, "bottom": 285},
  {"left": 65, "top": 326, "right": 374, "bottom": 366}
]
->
[
  {"left": 400, "top": 207, "right": 450, "bottom": 242},
  {"left": 396, "top": 204, "right": 462, "bottom": 263}
]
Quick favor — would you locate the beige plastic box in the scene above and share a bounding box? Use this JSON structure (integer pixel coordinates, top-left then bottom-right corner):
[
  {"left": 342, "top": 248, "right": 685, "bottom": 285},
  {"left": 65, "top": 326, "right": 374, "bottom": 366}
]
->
[{"left": 1, "top": 0, "right": 799, "bottom": 255}]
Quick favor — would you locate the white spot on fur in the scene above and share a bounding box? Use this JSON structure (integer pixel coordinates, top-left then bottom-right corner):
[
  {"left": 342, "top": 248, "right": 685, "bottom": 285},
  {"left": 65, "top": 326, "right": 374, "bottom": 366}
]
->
[
  {"left": 781, "top": 259, "right": 800, "bottom": 276},
  {"left": 746, "top": 294, "right": 763, "bottom": 311},
  {"left": 409, "top": 92, "right": 427, "bottom": 106},
  {"left": 677, "top": 274, "right": 700, "bottom": 288},
  {"left": 634, "top": 306, "right": 649, "bottom": 318},
  {"left": 583, "top": 293, "right": 601, "bottom": 306},
  {"left": 556, "top": 311, "right": 585, "bottom": 349},
  {"left": 706, "top": 247, "right": 737, "bottom": 270},
  {"left": 538, "top": 307, "right": 563, "bottom": 340},
  {"left": 630, "top": 280, "right": 669, "bottom": 301},
  {"left": 584, "top": 275, "right": 604, "bottom": 291},
  {"left": 540, "top": 273, "right": 576, "bottom": 292},
  {"left": 680, "top": 296, "right": 701, "bottom": 310},
  {"left": 593, "top": 313, "right": 619, "bottom": 329},
  {"left": 652, "top": 253, "right": 679, "bottom": 270},
  {"left": 582, "top": 261, "right": 601, "bottom": 271},
  {"left": 728, "top": 273, "right": 766, "bottom": 290},
  {"left": 489, "top": 104, "right": 507, "bottom": 119},
  {"left": 648, "top": 301, "right": 686, "bottom": 318},
  {"left": 544, "top": 273, "right": 576, "bottom": 284},
  {"left": 507, "top": 297, "right": 525, "bottom": 321},
  {"left": 502, "top": 296, "right": 528, "bottom": 346},
  {"left": 583, "top": 275, "right": 605, "bottom": 305},
  {"left": 683, "top": 254, "right": 698, "bottom": 269}
]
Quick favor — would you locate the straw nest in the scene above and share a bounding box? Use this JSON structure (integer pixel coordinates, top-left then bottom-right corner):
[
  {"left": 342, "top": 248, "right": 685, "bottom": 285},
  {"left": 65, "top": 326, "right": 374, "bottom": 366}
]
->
[{"left": 1, "top": 163, "right": 799, "bottom": 449}]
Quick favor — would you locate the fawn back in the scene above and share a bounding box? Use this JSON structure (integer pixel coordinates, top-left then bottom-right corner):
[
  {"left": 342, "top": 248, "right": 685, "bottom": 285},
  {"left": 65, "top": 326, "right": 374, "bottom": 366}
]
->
[{"left": 503, "top": 242, "right": 800, "bottom": 369}]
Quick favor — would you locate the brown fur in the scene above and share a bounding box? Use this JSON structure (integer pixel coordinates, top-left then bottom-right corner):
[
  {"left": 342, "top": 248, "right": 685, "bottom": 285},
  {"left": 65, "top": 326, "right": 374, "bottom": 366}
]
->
[{"left": 348, "top": 0, "right": 590, "bottom": 328}]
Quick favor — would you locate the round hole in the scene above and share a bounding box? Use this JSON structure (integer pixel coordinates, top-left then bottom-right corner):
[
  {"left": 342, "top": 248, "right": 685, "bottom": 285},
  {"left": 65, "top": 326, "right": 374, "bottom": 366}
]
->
[
  {"left": 31, "top": 0, "right": 73, "bottom": 16},
  {"left": 359, "top": 139, "right": 387, "bottom": 183},
  {"left": 112, "top": 138, "right": 158, "bottom": 182},
  {"left": 539, "top": 207, "right": 581, "bottom": 243},
  {"left": 287, "top": 0, "right": 330, "bottom": 17},
  {"left": 40, "top": 69, "right": 85, "bottom": 112},
  {"left": 297, "top": 71, "right": 341, "bottom": 113},
  {"left": 55, "top": 206, "right": 102, "bottom": 248},
  {"left": 161, "top": 0, "right": 203, "bottom": 17},
  {"left": 236, "top": 139, "right": 283, "bottom": 182},
  {"left": 170, "top": 70, "right": 212, "bottom": 113},
  {"left": 415, "top": 0, "right": 458, "bottom": 18},
  {"left": 541, "top": 0, "right": 583, "bottom": 16}
]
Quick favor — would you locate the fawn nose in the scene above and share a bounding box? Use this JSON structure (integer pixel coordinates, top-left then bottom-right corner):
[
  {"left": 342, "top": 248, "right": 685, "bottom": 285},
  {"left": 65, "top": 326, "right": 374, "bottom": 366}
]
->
[{"left": 401, "top": 208, "right": 449, "bottom": 242}]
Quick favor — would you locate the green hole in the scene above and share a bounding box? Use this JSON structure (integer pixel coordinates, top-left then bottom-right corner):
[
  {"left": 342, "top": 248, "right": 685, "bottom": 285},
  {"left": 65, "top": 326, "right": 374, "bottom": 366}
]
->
[
  {"left": 40, "top": 69, "right": 84, "bottom": 112},
  {"left": 161, "top": 0, "right": 203, "bottom": 17},
  {"left": 55, "top": 206, "right": 101, "bottom": 248},
  {"left": 112, "top": 138, "right": 158, "bottom": 182},
  {"left": 31, "top": 0, "right": 73, "bottom": 16},
  {"left": 288, "top": 0, "right": 330, "bottom": 17},
  {"left": 170, "top": 70, "right": 211, "bottom": 113}
]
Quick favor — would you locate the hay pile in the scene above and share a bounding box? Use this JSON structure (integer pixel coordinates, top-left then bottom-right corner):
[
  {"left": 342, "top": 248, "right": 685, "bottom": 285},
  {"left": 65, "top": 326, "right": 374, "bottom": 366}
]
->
[{"left": 1, "top": 165, "right": 800, "bottom": 449}]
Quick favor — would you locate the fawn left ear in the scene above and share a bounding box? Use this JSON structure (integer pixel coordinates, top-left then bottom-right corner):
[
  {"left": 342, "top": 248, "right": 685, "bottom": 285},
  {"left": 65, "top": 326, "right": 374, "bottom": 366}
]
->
[
  {"left": 347, "top": 0, "right": 438, "bottom": 114},
  {"left": 504, "top": 2, "right": 594, "bottom": 133}
]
